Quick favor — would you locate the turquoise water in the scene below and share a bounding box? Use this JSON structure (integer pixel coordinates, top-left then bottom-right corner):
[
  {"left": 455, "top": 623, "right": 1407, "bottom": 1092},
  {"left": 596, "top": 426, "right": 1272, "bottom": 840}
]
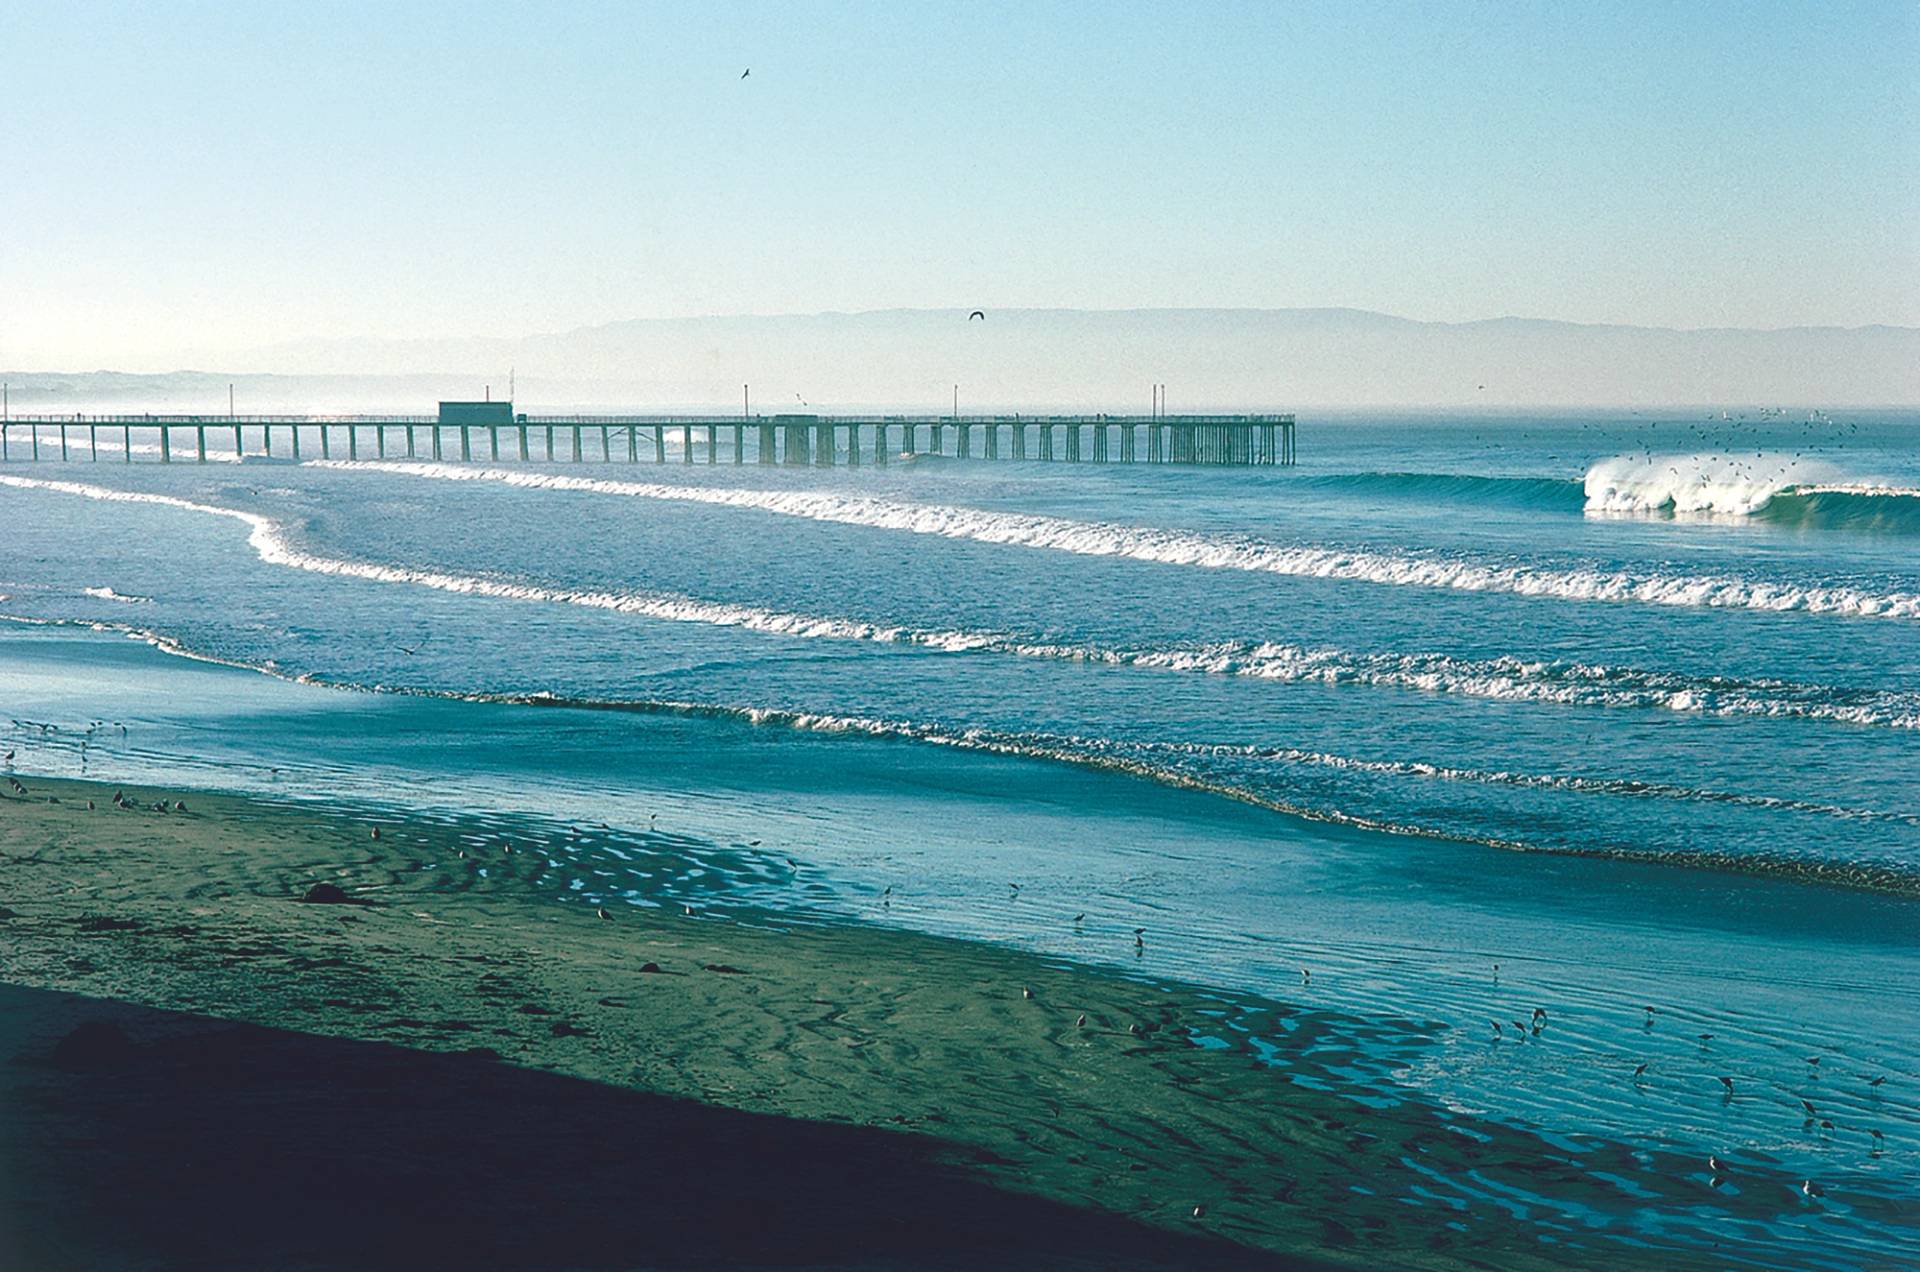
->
[{"left": 3, "top": 409, "right": 1916, "bottom": 1264}]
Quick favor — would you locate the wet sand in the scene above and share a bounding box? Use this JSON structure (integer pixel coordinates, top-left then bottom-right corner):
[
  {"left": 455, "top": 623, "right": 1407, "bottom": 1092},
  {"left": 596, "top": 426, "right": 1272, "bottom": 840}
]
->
[{"left": 0, "top": 776, "right": 1735, "bottom": 1270}]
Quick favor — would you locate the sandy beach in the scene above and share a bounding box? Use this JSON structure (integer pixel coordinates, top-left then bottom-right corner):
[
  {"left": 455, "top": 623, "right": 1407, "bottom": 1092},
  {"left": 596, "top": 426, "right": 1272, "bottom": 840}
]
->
[{"left": 0, "top": 774, "right": 1770, "bottom": 1271}]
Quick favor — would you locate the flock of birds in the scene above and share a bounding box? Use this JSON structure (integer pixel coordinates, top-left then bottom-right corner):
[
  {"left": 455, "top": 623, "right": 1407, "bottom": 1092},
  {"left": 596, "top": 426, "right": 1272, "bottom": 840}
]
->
[{"left": 1464, "top": 408, "right": 1866, "bottom": 470}]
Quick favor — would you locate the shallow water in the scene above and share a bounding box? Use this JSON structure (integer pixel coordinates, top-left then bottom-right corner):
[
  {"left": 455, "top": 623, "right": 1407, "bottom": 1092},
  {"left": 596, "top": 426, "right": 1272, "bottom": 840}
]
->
[{"left": 3, "top": 408, "right": 1916, "bottom": 1263}]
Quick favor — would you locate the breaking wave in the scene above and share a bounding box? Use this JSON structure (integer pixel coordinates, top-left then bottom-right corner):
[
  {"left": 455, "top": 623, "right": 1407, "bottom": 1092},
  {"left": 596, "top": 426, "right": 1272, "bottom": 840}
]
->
[
  {"left": 1585, "top": 454, "right": 1920, "bottom": 532},
  {"left": 309, "top": 462, "right": 1920, "bottom": 619},
  {"left": 2, "top": 474, "right": 1915, "bottom": 730},
  {"left": 9, "top": 610, "right": 1914, "bottom": 891}
]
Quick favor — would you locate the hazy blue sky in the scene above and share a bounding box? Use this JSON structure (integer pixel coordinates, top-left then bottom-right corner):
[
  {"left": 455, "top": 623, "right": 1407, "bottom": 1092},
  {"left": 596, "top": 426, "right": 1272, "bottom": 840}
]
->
[{"left": 2, "top": 0, "right": 1914, "bottom": 366}]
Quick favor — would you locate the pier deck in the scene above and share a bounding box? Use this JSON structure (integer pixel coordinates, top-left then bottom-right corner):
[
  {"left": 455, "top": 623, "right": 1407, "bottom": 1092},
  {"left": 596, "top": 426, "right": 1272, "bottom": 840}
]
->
[{"left": 0, "top": 413, "right": 1295, "bottom": 467}]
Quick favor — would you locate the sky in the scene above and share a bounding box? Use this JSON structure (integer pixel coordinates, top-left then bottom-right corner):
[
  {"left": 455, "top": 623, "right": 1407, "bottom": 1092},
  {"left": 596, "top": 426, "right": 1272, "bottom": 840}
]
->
[{"left": 1, "top": 0, "right": 1915, "bottom": 369}]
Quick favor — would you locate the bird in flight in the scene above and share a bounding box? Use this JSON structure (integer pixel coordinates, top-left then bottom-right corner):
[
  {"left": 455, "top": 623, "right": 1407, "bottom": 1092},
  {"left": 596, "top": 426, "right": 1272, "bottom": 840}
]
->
[
  {"left": 969, "top": 310, "right": 985, "bottom": 321},
  {"left": 740, "top": 68, "right": 750, "bottom": 79}
]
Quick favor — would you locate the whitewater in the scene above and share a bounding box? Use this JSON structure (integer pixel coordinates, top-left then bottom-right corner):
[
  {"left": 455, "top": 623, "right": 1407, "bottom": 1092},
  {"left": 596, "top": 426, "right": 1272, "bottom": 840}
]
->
[
  {"left": 310, "top": 460, "right": 1920, "bottom": 618},
  {"left": 5, "top": 472, "right": 1915, "bottom": 729}
]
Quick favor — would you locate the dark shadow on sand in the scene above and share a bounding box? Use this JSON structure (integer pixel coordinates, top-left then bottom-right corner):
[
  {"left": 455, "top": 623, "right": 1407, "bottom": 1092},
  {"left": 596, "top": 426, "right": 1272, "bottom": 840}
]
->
[{"left": 0, "top": 983, "right": 1317, "bottom": 1271}]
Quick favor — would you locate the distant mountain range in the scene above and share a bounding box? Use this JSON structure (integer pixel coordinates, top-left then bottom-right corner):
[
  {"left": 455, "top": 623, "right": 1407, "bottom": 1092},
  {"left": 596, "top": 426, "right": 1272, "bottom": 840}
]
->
[{"left": 7, "top": 308, "right": 1915, "bottom": 411}]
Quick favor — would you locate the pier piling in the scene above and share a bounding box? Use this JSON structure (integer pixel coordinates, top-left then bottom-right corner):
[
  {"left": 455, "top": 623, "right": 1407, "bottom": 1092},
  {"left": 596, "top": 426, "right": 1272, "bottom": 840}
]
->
[{"left": 0, "top": 412, "right": 1295, "bottom": 470}]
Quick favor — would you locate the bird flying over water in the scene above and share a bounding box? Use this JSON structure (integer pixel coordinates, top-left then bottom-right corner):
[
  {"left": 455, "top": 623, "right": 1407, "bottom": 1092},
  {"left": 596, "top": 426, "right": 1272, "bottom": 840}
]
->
[{"left": 969, "top": 310, "right": 985, "bottom": 321}]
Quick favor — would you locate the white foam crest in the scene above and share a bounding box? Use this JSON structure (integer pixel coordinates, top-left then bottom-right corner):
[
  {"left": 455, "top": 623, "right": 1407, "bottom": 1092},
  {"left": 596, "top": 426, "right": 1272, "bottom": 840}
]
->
[
  {"left": 1583, "top": 452, "right": 1838, "bottom": 516},
  {"left": 82, "top": 586, "right": 153, "bottom": 604},
  {"left": 441, "top": 697, "right": 1918, "bottom": 839},
  {"left": 311, "top": 461, "right": 1920, "bottom": 620},
  {"left": 0, "top": 473, "right": 997, "bottom": 649},
  {"left": 5, "top": 473, "right": 1914, "bottom": 731},
  {"left": 1098, "top": 643, "right": 1920, "bottom": 730},
  {"left": 1788, "top": 482, "right": 1920, "bottom": 499}
]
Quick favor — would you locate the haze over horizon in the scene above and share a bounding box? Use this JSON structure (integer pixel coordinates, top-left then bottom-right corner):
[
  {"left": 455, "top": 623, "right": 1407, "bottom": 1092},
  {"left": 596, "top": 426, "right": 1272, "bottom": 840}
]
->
[
  {"left": 8, "top": 305, "right": 1916, "bottom": 410},
  {"left": 2, "top": 1, "right": 1915, "bottom": 372}
]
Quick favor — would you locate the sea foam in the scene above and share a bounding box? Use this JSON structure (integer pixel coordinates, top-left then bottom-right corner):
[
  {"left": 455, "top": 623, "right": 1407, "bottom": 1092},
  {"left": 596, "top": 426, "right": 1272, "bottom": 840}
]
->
[
  {"left": 311, "top": 461, "right": 1920, "bottom": 619},
  {"left": 3, "top": 473, "right": 1915, "bottom": 730}
]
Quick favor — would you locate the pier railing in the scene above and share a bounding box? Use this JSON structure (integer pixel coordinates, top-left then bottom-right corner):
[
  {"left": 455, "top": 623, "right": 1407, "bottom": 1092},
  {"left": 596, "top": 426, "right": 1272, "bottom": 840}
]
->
[{"left": 0, "top": 413, "right": 1296, "bottom": 467}]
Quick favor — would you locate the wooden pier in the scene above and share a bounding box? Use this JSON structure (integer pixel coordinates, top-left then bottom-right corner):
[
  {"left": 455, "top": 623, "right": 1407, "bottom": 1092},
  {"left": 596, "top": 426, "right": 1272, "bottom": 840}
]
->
[{"left": 0, "top": 413, "right": 1295, "bottom": 468}]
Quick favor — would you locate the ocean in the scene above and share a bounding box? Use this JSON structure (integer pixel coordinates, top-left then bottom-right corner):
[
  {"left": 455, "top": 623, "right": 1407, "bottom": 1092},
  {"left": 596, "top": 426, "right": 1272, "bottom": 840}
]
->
[{"left": 3, "top": 408, "right": 1916, "bottom": 1264}]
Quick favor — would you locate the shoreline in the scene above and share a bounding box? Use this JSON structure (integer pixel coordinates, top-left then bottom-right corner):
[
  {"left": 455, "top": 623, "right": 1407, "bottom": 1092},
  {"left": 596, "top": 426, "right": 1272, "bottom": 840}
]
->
[
  {"left": 0, "top": 772, "right": 1827, "bottom": 1269},
  {"left": 7, "top": 609, "right": 1918, "bottom": 903}
]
